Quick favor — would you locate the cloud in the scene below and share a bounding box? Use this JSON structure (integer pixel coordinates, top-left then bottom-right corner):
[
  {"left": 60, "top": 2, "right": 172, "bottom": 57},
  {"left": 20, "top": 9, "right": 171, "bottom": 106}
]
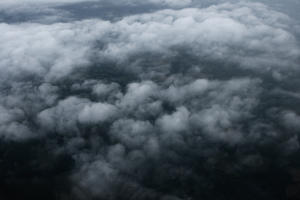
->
[
  {"left": 37, "top": 97, "right": 89, "bottom": 134},
  {"left": 72, "top": 158, "right": 119, "bottom": 199},
  {"left": 281, "top": 111, "right": 300, "bottom": 130},
  {"left": 0, "top": 0, "right": 192, "bottom": 7},
  {"left": 163, "top": 79, "right": 211, "bottom": 103},
  {"left": 78, "top": 102, "right": 118, "bottom": 124},
  {"left": 0, "top": 105, "right": 34, "bottom": 140},
  {"left": 1, "top": 2, "right": 299, "bottom": 82},
  {"left": 0, "top": 1, "right": 300, "bottom": 199},
  {"left": 157, "top": 106, "right": 190, "bottom": 133},
  {"left": 110, "top": 119, "right": 154, "bottom": 149}
]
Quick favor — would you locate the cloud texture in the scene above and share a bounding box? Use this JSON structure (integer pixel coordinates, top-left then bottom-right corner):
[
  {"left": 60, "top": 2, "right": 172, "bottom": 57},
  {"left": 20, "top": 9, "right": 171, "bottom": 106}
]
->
[{"left": 0, "top": 1, "right": 300, "bottom": 200}]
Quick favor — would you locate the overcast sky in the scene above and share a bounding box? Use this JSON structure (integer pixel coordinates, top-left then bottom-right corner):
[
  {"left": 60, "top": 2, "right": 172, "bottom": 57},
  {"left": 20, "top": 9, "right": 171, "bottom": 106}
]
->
[{"left": 0, "top": 1, "right": 300, "bottom": 200}]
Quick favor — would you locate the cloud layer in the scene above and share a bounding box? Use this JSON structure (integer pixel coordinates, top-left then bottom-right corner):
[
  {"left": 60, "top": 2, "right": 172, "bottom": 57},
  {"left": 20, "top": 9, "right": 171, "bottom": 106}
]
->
[{"left": 0, "top": 1, "right": 300, "bottom": 200}]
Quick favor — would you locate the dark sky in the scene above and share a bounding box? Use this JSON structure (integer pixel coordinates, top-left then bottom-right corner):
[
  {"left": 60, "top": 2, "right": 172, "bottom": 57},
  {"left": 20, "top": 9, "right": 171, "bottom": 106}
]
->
[{"left": 0, "top": 1, "right": 300, "bottom": 200}]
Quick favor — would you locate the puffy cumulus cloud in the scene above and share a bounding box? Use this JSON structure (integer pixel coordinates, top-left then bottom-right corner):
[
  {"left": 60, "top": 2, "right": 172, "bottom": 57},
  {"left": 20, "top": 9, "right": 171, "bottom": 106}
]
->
[
  {"left": 37, "top": 97, "right": 89, "bottom": 134},
  {"left": 0, "top": 81, "right": 60, "bottom": 140},
  {"left": 118, "top": 81, "right": 161, "bottom": 118},
  {"left": 0, "top": 105, "right": 34, "bottom": 140},
  {"left": 163, "top": 79, "right": 211, "bottom": 103},
  {"left": 107, "top": 3, "right": 299, "bottom": 71},
  {"left": 3, "top": 73, "right": 259, "bottom": 199},
  {"left": 63, "top": 77, "right": 264, "bottom": 199},
  {"left": 157, "top": 106, "right": 190, "bottom": 134},
  {"left": 0, "top": 21, "right": 100, "bottom": 81},
  {"left": 78, "top": 102, "right": 118, "bottom": 124},
  {"left": 72, "top": 158, "right": 119, "bottom": 199},
  {"left": 110, "top": 119, "right": 155, "bottom": 149},
  {"left": 1, "top": 2, "right": 299, "bottom": 82},
  {"left": 281, "top": 111, "right": 300, "bottom": 130},
  {"left": 0, "top": 1, "right": 300, "bottom": 200},
  {"left": 92, "top": 82, "right": 121, "bottom": 98}
]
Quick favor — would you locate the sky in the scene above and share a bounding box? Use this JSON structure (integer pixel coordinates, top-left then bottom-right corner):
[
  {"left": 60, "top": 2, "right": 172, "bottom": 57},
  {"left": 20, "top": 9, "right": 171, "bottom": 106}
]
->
[{"left": 0, "top": 0, "right": 300, "bottom": 200}]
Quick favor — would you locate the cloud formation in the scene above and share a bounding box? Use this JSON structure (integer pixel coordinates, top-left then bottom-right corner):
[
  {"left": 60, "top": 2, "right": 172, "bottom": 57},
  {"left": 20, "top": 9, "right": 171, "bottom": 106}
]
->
[{"left": 0, "top": 1, "right": 300, "bottom": 200}]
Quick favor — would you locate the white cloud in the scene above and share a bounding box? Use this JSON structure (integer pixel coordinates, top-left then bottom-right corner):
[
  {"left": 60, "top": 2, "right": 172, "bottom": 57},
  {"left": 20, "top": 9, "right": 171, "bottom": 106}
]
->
[
  {"left": 110, "top": 119, "right": 154, "bottom": 149},
  {"left": 163, "top": 79, "right": 211, "bottom": 103},
  {"left": 119, "top": 81, "right": 158, "bottom": 110},
  {"left": 0, "top": 2, "right": 298, "bottom": 83},
  {"left": 78, "top": 102, "right": 118, "bottom": 124},
  {"left": 157, "top": 106, "right": 190, "bottom": 133}
]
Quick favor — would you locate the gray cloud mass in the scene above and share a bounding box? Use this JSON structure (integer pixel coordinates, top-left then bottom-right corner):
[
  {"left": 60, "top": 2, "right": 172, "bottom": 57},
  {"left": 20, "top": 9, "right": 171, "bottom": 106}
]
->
[{"left": 0, "top": 1, "right": 300, "bottom": 200}]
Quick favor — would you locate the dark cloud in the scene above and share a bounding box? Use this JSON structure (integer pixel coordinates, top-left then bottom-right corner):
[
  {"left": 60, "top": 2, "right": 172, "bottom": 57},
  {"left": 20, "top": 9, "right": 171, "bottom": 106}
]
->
[{"left": 0, "top": 1, "right": 300, "bottom": 200}]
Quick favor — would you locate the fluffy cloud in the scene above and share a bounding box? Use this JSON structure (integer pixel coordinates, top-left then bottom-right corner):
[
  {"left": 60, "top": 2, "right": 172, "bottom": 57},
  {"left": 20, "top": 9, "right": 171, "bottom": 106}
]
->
[
  {"left": 110, "top": 119, "right": 154, "bottom": 149},
  {"left": 37, "top": 97, "right": 89, "bottom": 134},
  {"left": 78, "top": 102, "right": 118, "bottom": 124},
  {"left": 0, "top": 1, "right": 300, "bottom": 200},
  {"left": 1, "top": 2, "right": 299, "bottom": 82},
  {"left": 0, "top": 105, "right": 34, "bottom": 140},
  {"left": 157, "top": 106, "right": 190, "bottom": 133},
  {"left": 281, "top": 111, "right": 300, "bottom": 130}
]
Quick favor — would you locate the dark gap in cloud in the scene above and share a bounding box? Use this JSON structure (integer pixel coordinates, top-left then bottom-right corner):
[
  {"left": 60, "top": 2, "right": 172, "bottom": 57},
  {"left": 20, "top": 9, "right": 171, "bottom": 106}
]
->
[{"left": 0, "top": 139, "right": 74, "bottom": 199}]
